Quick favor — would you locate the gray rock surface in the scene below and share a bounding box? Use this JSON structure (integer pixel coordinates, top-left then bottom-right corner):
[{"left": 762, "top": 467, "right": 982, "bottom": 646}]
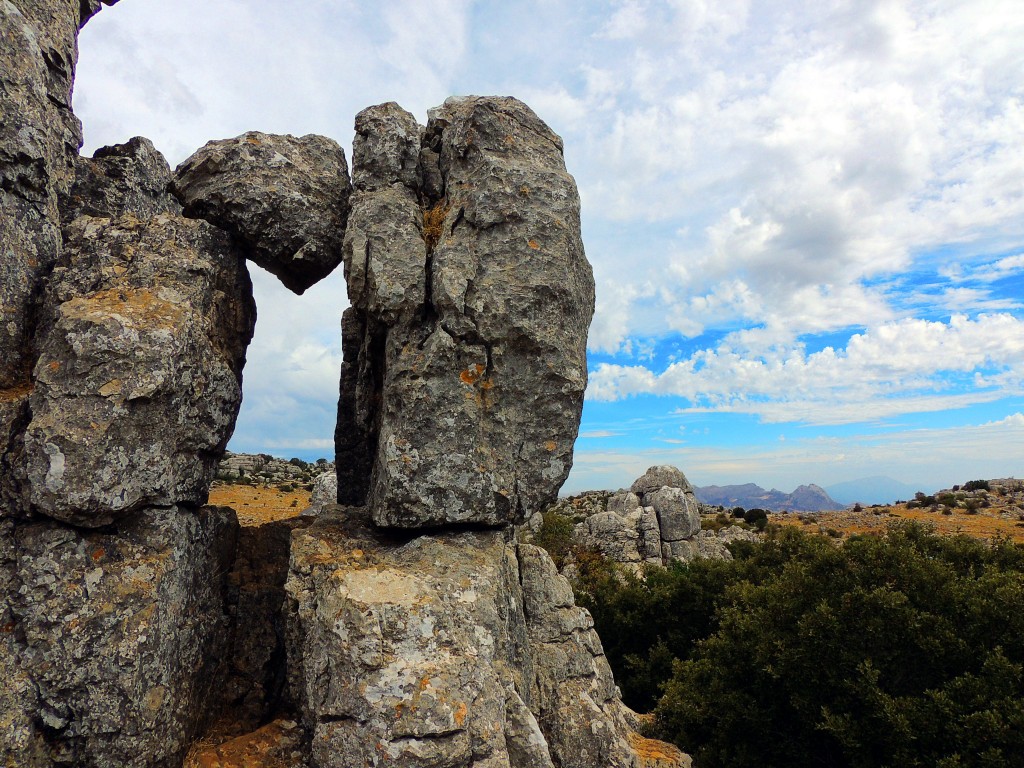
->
[
  {"left": 631, "top": 465, "right": 694, "bottom": 497},
  {"left": 0, "top": 506, "right": 237, "bottom": 768},
  {"left": 335, "top": 103, "right": 424, "bottom": 506},
  {"left": 286, "top": 507, "right": 652, "bottom": 768},
  {"left": 308, "top": 470, "right": 337, "bottom": 508},
  {"left": 61, "top": 136, "right": 179, "bottom": 223},
  {"left": 338, "top": 96, "right": 595, "bottom": 528},
  {"left": 23, "top": 208, "right": 255, "bottom": 526},
  {"left": 646, "top": 486, "right": 702, "bottom": 542},
  {"left": 172, "top": 131, "right": 352, "bottom": 294}
]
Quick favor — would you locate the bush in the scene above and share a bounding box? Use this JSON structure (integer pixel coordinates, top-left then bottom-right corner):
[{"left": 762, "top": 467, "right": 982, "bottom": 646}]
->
[
  {"left": 532, "top": 511, "right": 576, "bottom": 569},
  {"left": 743, "top": 508, "right": 768, "bottom": 531},
  {"left": 652, "top": 524, "right": 1024, "bottom": 767}
]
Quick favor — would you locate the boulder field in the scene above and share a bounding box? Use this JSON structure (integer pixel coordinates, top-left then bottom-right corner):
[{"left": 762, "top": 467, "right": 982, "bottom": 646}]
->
[{"left": 0, "top": 3, "right": 687, "bottom": 766}]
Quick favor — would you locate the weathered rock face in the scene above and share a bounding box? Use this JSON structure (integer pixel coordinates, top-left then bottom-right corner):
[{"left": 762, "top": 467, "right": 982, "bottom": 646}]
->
[
  {"left": 22, "top": 201, "right": 255, "bottom": 527},
  {"left": 0, "top": 506, "right": 238, "bottom": 768},
  {"left": 219, "top": 517, "right": 310, "bottom": 734},
  {"left": 286, "top": 507, "right": 649, "bottom": 768},
  {"left": 631, "top": 466, "right": 694, "bottom": 497},
  {"left": 337, "top": 96, "right": 595, "bottom": 528},
  {"left": 61, "top": 136, "right": 179, "bottom": 223},
  {"left": 172, "top": 131, "right": 352, "bottom": 294},
  {"left": 546, "top": 468, "right": 756, "bottom": 571}
]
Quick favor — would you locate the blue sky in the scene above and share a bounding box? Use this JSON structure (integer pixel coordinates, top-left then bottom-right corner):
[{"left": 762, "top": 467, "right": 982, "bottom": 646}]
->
[{"left": 75, "top": 0, "right": 1024, "bottom": 495}]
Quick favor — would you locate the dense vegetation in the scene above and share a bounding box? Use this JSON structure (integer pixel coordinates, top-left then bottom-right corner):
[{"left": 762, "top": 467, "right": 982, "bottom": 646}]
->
[{"left": 570, "top": 523, "right": 1024, "bottom": 768}]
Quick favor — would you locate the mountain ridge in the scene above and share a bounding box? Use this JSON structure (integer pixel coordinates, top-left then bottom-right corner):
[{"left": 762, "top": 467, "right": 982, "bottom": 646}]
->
[{"left": 695, "top": 482, "right": 841, "bottom": 512}]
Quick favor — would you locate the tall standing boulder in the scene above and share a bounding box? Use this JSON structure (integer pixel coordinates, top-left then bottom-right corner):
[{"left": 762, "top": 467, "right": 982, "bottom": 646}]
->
[
  {"left": 337, "top": 96, "right": 595, "bottom": 527},
  {"left": 171, "top": 131, "right": 352, "bottom": 294},
  {"left": 335, "top": 103, "right": 425, "bottom": 506}
]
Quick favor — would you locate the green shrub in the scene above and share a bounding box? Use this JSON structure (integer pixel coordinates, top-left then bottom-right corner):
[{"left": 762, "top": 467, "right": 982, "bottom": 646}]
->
[
  {"left": 532, "top": 511, "right": 576, "bottom": 569},
  {"left": 652, "top": 524, "right": 1024, "bottom": 767},
  {"left": 963, "top": 479, "right": 991, "bottom": 492}
]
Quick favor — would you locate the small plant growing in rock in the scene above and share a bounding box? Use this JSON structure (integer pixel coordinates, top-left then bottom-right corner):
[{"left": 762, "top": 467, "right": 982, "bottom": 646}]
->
[{"left": 533, "top": 510, "right": 576, "bottom": 568}]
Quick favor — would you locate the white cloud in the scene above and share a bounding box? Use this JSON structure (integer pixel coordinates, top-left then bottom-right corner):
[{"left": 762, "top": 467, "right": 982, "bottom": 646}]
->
[{"left": 588, "top": 313, "right": 1024, "bottom": 424}]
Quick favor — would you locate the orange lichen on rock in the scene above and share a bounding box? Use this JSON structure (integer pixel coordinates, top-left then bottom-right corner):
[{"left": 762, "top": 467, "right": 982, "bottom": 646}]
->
[
  {"left": 62, "top": 287, "right": 187, "bottom": 330},
  {"left": 628, "top": 731, "right": 691, "bottom": 767},
  {"left": 460, "top": 363, "right": 487, "bottom": 385}
]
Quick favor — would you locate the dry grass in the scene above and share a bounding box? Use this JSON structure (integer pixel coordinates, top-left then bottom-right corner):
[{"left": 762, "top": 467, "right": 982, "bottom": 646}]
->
[
  {"left": 207, "top": 483, "right": 309, "bottom": 527},
  {"left": 772, "top": 501, "right": 1024, "bottom": 543},
  {"left": 422, "top": 199, "right": 450, "bottom": 253}
]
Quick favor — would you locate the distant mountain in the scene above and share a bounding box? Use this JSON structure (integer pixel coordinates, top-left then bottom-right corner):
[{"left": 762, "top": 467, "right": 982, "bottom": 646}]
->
[
  {"left": 695, "top": 482, "right": 840, "bottom": 512},
  {"left": 825, "top": 476, "right": 923, "bottom": 506}
]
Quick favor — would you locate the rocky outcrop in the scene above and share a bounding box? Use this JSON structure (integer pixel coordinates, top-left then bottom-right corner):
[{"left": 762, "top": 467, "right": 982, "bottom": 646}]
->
[
  {"left": 0, "top": 506, "right": 238, "bottom": 768},
  {"left": 23, "top": 187, "right": 254, "bottom": 527},
  {"left": 172, "top": 131, "right": 352, "bottom": 294},
  {"left": 0, "top": 0, "right": 110, "bottom": 393},
  {"left": 286, "top": 506, "right": 648, "bottom": 768},
  {"left": 216, "top": 452, "right": 334, "bottom": 487},
  {"left": 2, "top": 2, "right": 670, "bottom": 762},
  {"left": 337, "top": 97, "right": 595, "bottom": 528},
  {"left": 536, "top": 467, "right": 758, "bottom": 571}
]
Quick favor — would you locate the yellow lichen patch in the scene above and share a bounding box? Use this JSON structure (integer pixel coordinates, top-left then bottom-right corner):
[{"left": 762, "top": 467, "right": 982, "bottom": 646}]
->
[
  {"left": 460, "top": 363, "right": 486, "bottom": 385},
  {"left": 245, "top": 136, "right": 261, "bottom": 145},
  {"left": 63, "top": 287, "right": 187, "bottom": 331},
  {"left": 97, "top": 379, "right": 122, "bottom": 397},
  {"left": 544, "top": 440, "right": 557, "bottom": 452},
  {"left": 527, "top": 239, "right": 540, "bottom": 250},
  {"left": 0, "top": 382, "right": 33, "bottom": 402},
  {"left": 519, "top": 185, "right": 530, "bottom": 196},
  {"left": 48, "top": 361, "right": 60, "bottom": 372},
  {"left": 422, "top": 199, "right": 451, "bottom": 253},
  {"left": 453, "top": 701, "right": 468, "bottom": 727}
]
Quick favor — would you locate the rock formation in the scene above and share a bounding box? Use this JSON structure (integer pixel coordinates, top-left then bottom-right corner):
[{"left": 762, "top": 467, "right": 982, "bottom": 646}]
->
[
  {"left": 336, "top": 97, "right": 595, "bottom": 528},
  {"left": 535, "top": 467, "right": 758, "bottom": 572},
  {"left": 172, "top": 132, "right": 352, "bottom": 294},
  {"left": 0, "top": 2, "right": 685, "bottom": 765},
  {"left": 286, "top": 507, "right": 643, "bottom": 768}
]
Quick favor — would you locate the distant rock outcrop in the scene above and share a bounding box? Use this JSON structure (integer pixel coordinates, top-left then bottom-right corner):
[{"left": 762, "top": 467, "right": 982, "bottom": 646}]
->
[
  {"left": 536, "top": 466, "right": 759, "bottom": 572},
  {"left": 695, "top": 481, "right": 840, "bottom": 512}
]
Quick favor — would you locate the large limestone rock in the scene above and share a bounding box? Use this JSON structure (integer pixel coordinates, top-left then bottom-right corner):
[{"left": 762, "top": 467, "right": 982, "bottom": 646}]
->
[
  {"left": 286, "top": 507, "right": 653, "bottom": 768},
  {"left": 335, "top": 102, "right": 428, "bottom": 506},
  {"left": 172, "top": 131, "right": 352, "bottom": 294},
  {"left": 0, "top": 0, "right": 97, "bottom": 390},
  {"left": 338, "top": 97, "right": 595, "bottom": 527},
  {"left": 0, "top": 506, "right": 238, "bottom": 768},
  {"left": 61, "top": 136, "right": 179, "bottom": 223},
  {"left": 22, "top": 205, "right": 255, "bottom": 526}
]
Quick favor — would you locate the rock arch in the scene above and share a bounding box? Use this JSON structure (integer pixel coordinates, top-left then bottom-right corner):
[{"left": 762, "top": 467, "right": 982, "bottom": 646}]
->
[{"left": 0, "top": 2, "right": 688, "bottom": 766}]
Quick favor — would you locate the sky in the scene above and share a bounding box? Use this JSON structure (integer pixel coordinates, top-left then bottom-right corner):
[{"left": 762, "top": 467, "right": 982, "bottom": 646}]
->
[{"left": 74, "top": 0, "right": 1024, "bottom": 496}]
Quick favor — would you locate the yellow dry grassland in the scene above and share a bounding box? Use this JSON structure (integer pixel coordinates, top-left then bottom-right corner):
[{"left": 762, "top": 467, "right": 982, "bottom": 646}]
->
[
  {"left": 207, "top": 483, "right": 310, "bottom": 527},
  {"left": 773, "top": 502, "right": 1024, "bottom": 543}
]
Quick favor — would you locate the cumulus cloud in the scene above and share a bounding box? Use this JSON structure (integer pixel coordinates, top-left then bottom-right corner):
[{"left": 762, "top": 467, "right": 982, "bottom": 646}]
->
[
  {"left": 73, "top": 0, "right": 1024, "bottom": 474},
  {"left": 588, "top": 313, "right": 1024, "bottom": 424}
]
